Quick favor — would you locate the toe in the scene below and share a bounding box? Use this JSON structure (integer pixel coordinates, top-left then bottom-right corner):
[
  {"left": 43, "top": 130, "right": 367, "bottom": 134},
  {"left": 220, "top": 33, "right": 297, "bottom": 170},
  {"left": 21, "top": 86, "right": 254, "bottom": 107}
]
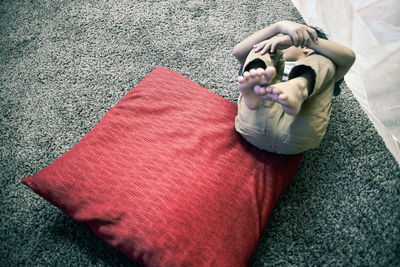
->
[
  {"left": 256, "top": 68, "right": 266, "bottom": 76},
  {"left": 249, "top": 69, "right": 257, "bottom": 77},
  {"left": 272, "top": 87, "right": 282, "bottom": 95},
  {"left": 265, "top": 66, "right": 276, "bottom": 79},
  {"left": 254, "top": 85, "right": 266, "bottom": 95},
  {"left": 262, "top": 92, "right": 275, "bottom": 100},
  {"left": 278, "top": 94, "right": 288, "bottom": 101}
]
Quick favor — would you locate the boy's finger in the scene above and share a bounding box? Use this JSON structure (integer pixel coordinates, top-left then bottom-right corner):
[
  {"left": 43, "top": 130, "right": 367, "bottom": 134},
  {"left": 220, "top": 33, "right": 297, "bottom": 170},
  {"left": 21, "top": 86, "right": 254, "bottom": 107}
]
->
[
  {"left": 301, "top": 30, "right": 309, "bottom": 47},
  {"left": 255, "top": 43, "right": 264, "bottom": 52},
  {"left": 261, "top": 43, "right": 270, "bottom": 54},
  {"left": 302, "top": 34, "right": 309, "bottom": 47},
  {"left": 290, "top": 33, "right": 298, "bottom": 46},
  {"left": 270, "top": 42, "right": 277, "bottom": 53},
  {"left": 261, "top": 47, "right": 267, "bottom": 55},
  {"left": 307, "top": 27, "right": 318, "bottom": 43},
  {"left": 297, "top": 30, "right": 304, "bottom": 47}
]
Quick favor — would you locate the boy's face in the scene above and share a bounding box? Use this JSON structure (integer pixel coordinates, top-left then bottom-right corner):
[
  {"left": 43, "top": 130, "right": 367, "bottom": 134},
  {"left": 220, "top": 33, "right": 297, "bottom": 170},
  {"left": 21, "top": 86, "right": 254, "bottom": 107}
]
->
[{"left": 283, "top": 46, "right": 313, "bottom": 61}]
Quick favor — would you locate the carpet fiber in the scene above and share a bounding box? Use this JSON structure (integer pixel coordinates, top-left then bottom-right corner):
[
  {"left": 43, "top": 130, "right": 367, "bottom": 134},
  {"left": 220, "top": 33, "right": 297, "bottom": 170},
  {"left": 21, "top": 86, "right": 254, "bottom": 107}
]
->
[{"left": 1, "top": 0, "right": 399, "bottom": 266}]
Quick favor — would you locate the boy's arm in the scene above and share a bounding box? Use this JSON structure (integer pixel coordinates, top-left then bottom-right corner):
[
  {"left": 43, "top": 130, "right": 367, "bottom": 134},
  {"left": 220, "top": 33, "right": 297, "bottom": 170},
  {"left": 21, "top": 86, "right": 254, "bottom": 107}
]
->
[
  {"left": 307, "top": 38, "right": 356, "bottom": 82},
  {"left": 233, "top": 21, "right": 318, "bottom": 64},
  {"left": 232, "top": 23, "right": 281, "bottom": 64}
]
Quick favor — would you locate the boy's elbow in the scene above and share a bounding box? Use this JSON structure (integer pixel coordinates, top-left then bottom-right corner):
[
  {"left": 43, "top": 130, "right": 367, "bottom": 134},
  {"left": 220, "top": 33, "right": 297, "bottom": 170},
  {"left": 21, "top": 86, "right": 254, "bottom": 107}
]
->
[
  {"left": 232, "top": 47, "right": 245, "bottom": 63},
  {"left": 232, "top": 45, "right": 241, "bottom": 59},
  {"left": 348, "top": 49, "right": 356, "bottom": 66},
  {"left": 343, "top": 49, "right": 356, "bottom": 70}
]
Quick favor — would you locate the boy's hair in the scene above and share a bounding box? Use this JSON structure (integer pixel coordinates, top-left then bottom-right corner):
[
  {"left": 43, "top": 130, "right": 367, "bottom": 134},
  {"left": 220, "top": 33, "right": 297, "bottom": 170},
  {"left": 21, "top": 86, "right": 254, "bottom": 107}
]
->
[{"left": 310, "top": 26, "right": 328, "bottom": 40}]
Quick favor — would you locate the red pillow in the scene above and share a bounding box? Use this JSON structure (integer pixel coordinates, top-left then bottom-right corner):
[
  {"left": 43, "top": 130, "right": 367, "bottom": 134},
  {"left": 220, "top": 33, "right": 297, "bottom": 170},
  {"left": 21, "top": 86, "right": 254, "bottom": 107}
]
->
[{"left": 22, "top": 67, "right": 302, "bottom": 266}]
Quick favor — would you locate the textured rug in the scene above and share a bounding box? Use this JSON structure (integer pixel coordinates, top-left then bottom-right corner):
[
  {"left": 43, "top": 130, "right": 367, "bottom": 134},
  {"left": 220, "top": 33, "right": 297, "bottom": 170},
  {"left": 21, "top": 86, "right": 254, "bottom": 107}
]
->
[{"left": 1, "top": 0, "right": 399, "bottom": 266}]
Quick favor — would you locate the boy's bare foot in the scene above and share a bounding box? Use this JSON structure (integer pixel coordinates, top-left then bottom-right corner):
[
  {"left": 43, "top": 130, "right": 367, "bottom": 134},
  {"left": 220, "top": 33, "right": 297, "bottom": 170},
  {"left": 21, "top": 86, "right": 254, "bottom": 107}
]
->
[
  {"left": 263, "top": 77, "right": 309, "bottom": 115},
  {"left": 238, "top": 66, "right": 276, "bottom": 110}
]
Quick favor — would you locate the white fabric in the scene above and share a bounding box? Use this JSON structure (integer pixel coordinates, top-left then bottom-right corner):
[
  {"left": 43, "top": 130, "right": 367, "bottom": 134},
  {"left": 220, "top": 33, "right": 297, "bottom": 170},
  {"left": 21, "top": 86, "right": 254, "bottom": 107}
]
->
[
  {"left": 282, "top": 61, "right": 297, "bottom": 81},
  {"left": 291, "top": 0, "right": 400, "bottom": 165}
]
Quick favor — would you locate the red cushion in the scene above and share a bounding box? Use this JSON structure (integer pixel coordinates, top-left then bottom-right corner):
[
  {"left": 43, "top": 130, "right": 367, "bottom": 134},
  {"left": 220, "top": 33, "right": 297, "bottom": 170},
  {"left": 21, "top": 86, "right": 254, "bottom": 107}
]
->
[{"left": 22, "top": 67, "right": 302, "bottom": 266}]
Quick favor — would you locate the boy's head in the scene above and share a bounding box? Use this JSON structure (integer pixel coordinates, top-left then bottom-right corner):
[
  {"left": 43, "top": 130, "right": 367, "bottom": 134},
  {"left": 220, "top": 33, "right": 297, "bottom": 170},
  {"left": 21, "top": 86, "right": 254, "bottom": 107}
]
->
[
  {"left": 282, "top": 26, "right": 328, "bottom": 61},
  {"left": 310, "top": 26, "right": 344, "bottom": 94},
  {"left": 311, "top": 26, "right": 328, "bottom": 40},
  {"left": 282, "top": 26, "right": 343, "bottom": 95}
]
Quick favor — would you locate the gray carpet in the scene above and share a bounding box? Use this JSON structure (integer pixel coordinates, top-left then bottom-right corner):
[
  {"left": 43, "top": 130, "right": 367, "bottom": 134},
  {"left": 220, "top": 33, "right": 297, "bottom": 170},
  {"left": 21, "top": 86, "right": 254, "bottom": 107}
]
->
[{"left": 1, "top": 0, "right": 399, "bottom": 266}]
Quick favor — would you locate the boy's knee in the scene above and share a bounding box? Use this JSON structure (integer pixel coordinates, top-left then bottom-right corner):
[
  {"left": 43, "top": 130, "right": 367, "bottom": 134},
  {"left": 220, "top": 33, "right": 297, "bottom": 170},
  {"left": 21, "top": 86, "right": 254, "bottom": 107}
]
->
[
  {"left": 243, "top": 58, "right": 267, "bottom": 73},
  {"left": 241, "top": 49, "right": 285, "bottom": 83}
]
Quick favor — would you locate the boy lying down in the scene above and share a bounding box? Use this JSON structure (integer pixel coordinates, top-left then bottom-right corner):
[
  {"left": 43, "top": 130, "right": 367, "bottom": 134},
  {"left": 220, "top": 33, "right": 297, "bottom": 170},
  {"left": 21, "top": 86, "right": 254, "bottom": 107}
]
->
[{"left": 233, "top": 20, "right": 355, "bottom": 154}]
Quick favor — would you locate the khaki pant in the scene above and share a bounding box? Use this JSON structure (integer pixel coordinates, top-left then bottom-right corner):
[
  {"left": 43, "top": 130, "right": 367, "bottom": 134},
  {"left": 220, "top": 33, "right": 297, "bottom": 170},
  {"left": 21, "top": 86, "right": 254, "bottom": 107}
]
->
[{"left": 235, "top": 49, "right": 337, "bottom": 154}]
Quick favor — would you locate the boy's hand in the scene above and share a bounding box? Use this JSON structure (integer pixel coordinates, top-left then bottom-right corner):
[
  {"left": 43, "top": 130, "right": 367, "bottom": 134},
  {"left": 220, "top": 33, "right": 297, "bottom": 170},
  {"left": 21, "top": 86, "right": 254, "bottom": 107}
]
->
[
  {"left": 277, "top": 20, "right": 318, "bottom": 47},
  {"left": 253, "top": 34, "right": 293, "bottom": 54}
]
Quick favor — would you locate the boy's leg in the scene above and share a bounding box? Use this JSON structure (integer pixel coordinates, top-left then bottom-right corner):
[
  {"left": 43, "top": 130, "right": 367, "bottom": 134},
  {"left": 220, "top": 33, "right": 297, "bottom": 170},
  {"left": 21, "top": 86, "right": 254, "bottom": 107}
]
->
[
  {"left": 262, "top": 70, "right": 314, "bottom": 115},
  {"left": 236, "top": 51, "right": 337, "bottom": 154},
  {"left": 237, "top": 67, "right": 276, "bottom": 110},
  {"left": 273, "top": 53, "right": 337, "bottom": 154},
  {"left": 291, "top": 53, "right": 336, "bottom": 115},
  {"left": 235, "top": 50, "right": 286, "bottom": 152},
  {"left": 241, "top": 49, "right": 285, "bottom": 83},
  {"left": 237, "top": 49, "right": 286, "bottom": 110},
  {"left": 265, "top": 53, "right": 336, "bottom": 117}
]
